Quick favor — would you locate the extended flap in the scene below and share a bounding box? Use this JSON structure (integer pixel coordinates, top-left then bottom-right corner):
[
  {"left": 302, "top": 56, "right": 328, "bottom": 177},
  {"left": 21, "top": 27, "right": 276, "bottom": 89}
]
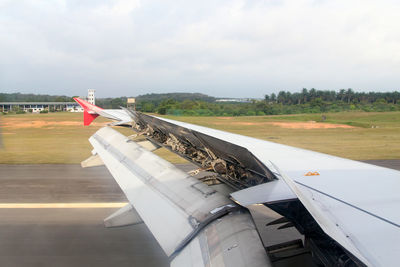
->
[
  {"left": 89, "top": 127, "right": 232, "bottom": 256},
  {"left": 88, "top": 126, "right": 272, "bottom": 266},
  {"left": 136, "top": 140, "right": 161, "bottom": 151},
  {"left": 104, "top": 203, "right": 143, "bottom": 228},
  {"left": 231, "top": 179, "right": 296, "bottom": 206},
  {"left": 81, "top": 154, "right": 104, "bottom": 168}
]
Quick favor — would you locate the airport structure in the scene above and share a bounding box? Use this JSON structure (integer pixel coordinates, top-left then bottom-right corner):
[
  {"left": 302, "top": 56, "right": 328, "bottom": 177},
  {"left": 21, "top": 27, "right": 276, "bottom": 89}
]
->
[
  {"left": 216, "top": 98, "right": 254, "bottom": 103},
  {"left": 0, "top": 90, "right": 95, "bottom": 113},
  {"left": 0, "top": 102, "right": 82, "bottom": 113},
  {"left": 87, "top": 89, "right": 95, "bottom": 105}
]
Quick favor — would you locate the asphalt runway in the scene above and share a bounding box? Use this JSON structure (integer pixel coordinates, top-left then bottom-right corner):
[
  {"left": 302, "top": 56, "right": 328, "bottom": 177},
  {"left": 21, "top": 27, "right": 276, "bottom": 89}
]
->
[
  {"left": 0, "top": 160, "right": 399, "bottom": 267},
  {"left": 362, "top": 159, "right": 400, "bottom": 171},
  {"left": 0, "top": 164, "right": 168, "bottom": 267}
]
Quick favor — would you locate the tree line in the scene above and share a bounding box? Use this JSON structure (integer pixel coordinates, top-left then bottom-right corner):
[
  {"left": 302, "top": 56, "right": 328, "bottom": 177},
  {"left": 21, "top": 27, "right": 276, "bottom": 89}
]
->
[
  {"left": 0, "top": 93, "right": 73, "bottom": 102},
  {"left": 266, "top": 88, "right": 400, "bottom": 105},
  {"left": 95, "top": 93, "right": 215, "bottom": 109},
  {"left": 135, "top": 89, "right": 400, "bottom": 116},
  {"left": 1, "top": 89, "right": 400, "bottom": 116}
]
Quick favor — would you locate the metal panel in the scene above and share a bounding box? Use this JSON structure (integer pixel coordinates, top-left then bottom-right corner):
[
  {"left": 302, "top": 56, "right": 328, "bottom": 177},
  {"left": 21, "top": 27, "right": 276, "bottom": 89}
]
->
[
  {"left": 81, "top": 154, "right": 104, "bottom": 168},
  {"left": 89, "top": 127, "right": 235, "bottom": 257},
  {"left": 290, "top": 169, "right": 400, "bottom": 267},
  {"left": 171, "top": 210, "right": 271, "bottom": 267},
  {"left": 104, "top": 203, "right": 143, "bottom": 227},
  {"left": 231, "top": 179, "right": 296, "bottom": 206},
  {"left": 99, "top": 109, "right": 132, "bottom": 122}
]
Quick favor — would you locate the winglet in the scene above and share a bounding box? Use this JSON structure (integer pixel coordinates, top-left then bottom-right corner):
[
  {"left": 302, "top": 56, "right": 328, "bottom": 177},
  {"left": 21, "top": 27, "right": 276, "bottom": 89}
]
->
[
  {"left": 73, "top": 97, "right": 103, "bottom": 126},
  {"left": 83, "top": 110, "right": 99, "bottom": 126}
]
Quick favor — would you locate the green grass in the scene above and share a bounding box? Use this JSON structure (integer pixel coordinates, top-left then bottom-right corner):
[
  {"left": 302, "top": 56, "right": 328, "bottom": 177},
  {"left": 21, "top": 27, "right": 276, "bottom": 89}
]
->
[
  {"left": 0, "top": 113, "right": 103, "bottom": 164},
  {"left": 163, "top": 111, "right": 400, "bottom": 160},
  {"left": 256, "top": 112, "right": 400, "bottom": 128},
  {"left": 1, "top": 111, "right": 399, "bottom": 164}
]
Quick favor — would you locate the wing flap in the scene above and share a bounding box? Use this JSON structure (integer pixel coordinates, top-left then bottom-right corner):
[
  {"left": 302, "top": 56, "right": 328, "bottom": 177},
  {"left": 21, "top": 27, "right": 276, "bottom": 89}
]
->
[
  {"left": 231, "top": 179, "right": 296, "bottom": 206},
  {"left": 171, "top": 210, "right": 271, "bottom": 267},
  {"left": 81, "top": 154, "right": 104, "bottom": 168},
  {"left": 90, "top": 127, "right": 236, "bottom": 257},
  {"left": 294, "top": 180, "right": 400, "bottom": 267},
  {"left": 104, "top": 203, "right": 143, "bottom": 227},
  {"left": 90, "top": 126, "right": 271, "bottom": 266},
  {"left": 271, "top": 162, "right": 373, "bottom": 265}
]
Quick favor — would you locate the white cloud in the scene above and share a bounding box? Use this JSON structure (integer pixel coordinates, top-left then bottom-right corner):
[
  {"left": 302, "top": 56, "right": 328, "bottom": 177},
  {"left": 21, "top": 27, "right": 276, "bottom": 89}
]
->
[{"left": 0, "top": 0, "right": 399, "bottom": 97}]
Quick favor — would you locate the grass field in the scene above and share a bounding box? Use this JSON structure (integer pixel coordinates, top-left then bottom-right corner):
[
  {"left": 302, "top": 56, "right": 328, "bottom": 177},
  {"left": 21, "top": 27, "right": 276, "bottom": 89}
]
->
[
  {"left": 0, "top": 111, "right": 399, "bottom": 164},
  {"left": 0, "top": 112, "right": 184, "bottom": 164}
]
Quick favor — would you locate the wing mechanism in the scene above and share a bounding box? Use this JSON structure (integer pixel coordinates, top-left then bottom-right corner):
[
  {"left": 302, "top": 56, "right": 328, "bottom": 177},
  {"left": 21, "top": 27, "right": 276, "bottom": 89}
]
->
[{"left": 123, "top": 109, "right": 277, "bottom": 189}]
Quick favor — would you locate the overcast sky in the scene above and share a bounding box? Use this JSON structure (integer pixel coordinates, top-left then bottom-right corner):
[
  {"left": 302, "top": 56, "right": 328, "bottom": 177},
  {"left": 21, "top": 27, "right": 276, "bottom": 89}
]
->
[{"left": 1, "top": 0, "right": 399, "bottom": 98}]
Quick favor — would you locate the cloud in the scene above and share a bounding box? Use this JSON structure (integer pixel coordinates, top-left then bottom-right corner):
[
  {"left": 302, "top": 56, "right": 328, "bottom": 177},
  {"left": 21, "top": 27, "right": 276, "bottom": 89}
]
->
[{"left": 0, "top": 0, "right": 399, "bottom": 97}]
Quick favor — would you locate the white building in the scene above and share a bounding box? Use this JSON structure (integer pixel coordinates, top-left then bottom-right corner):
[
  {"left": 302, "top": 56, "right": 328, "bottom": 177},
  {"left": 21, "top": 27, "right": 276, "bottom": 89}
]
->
[
  {"left": 88, "top": 89, "right": 95, "bottom": 105},
  {"left": 0, "top": 102, "right": 81, "bottom": 113},
  {"left": 66, "top": 104, "right": 84, "bottom": 112}
]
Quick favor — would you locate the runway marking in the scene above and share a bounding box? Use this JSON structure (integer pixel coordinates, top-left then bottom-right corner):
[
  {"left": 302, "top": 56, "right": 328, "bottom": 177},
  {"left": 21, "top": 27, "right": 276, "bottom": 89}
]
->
[{"left": 0, "top": 202, "right": 128, "bottom": 208}]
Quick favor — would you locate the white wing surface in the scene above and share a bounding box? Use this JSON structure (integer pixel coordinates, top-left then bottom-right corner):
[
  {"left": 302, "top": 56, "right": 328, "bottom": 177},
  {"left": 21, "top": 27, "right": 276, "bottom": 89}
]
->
[
  {"left": 155, "top": 116, "right": 400, "bottom": 267},
  {"left": 89, "top": 126, "right": 271, "bottom": 267}
]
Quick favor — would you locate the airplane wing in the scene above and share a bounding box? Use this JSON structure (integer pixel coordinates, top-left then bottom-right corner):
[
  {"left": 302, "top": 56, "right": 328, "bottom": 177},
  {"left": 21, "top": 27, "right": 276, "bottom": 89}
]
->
[
  {"left": 88, "top": 126, "right": 271, "bottom": 267},
  {"left": 154, "top": 115, "right": 400, "bottom": 266},
  {"left": 81, "top": 109, "right": 400, "bottom": 266},
  {"left": 73, "top": 97, "right": 131, "bottom": 125}
]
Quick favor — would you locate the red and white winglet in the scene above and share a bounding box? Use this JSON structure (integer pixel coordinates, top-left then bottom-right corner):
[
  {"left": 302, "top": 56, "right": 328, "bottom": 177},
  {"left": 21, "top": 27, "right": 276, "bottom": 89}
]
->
[
  {"left": 73, "top": 97, "right": 131, "bottom": 126},
  {"left": 73, "top": 98, "right": 103, "bottom": 126}
]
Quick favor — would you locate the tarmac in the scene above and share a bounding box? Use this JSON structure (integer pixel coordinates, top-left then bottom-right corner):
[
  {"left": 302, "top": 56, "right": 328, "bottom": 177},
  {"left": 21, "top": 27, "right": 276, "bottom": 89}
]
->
[
  {"left": 0, "top": 160, "right": 399, "bottom": 267},
  {"left": 0, "top": 164, "right": 167, "bottom": 267}
]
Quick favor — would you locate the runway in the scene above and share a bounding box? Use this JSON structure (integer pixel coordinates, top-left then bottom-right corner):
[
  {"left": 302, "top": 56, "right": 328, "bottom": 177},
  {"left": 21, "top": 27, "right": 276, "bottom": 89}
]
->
[
  {"left": 0, "top": 160, "right": 399, "bottom": 267},
  {"left": 0, "top": 164, "right": 168, "bottom": 267}
]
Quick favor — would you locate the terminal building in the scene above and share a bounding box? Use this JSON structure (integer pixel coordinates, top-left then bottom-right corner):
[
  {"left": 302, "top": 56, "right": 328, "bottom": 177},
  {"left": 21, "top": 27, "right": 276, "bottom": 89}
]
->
[
  {"left": 0, "top": 102, "right": 82, "bottom": 113},
  {"left": 0, "top": 90, "right": 95, "bottom": 113}
]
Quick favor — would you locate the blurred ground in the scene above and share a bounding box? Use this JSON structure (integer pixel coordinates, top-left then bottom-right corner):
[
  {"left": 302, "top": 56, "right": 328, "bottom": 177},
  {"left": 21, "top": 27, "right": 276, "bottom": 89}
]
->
[
  {"left": 0, "top": 160, "right": 398, "bottom": 267},
  {"left": 0, "top": 164, "right": 166, "bottom": 267}
]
